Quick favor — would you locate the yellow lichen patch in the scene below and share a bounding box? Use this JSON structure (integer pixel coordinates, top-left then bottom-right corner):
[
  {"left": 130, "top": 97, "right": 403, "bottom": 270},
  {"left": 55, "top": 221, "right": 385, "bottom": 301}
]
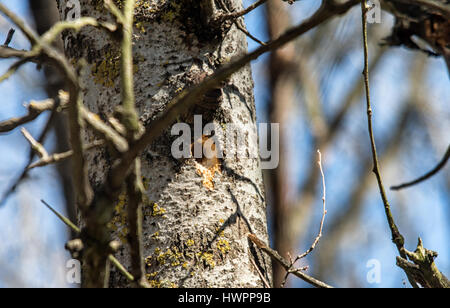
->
[
  {"left": 118, "top": 227, "right": 129, "bottom": 244},
  {"left": 108, "top": 190, "right": 129, "bottom": 244},
  {"left": 156, "top": 249, "right": 169, "bottom": 265},
  {"left": 146, "top": 279, "right": 177, "bottom": 288},
  {"left": 146, "top": 271, "right": 158, "bottom": 279},
  {"left": 91, "top": 50, "right": 120, "bottom": 87},
  {"left": 148, "top": 279, "right": 161, "bottom": 288},
  {"left": 135, "top": 21, "right": 146, "bottom": 34},
  {"left": 145, "top": 256, "right": 152, "bottom": 267},
  {"left": 197, "top": 252, "right": 216, "bottom": 268},
  {"left": 186, "top": 239, "right": 195, "bottom": 247},
  {"left": 155, "top": 247, "right": 184, "bottom": 267},
  {"left": 214, "top": 220, "right": 232, "bottom": 255},
  {"left": 215, "top": 226, "right": 225, "bottom": 238},
  {"left": 161, "top": 1, "right": 182, "bottom": 23},
  {"left": 151, "top": 203, "right": 167, "bottom": 217},
  {"left": 216, "top": 239, "right": 231, "bottom": 254},
  {"left": 151, "top": 231, "right": 160, "bottom": 240},
  {"left": 135, "top": 0, "right": 152, "bottom": 10},
  {"left": 171, "top": 260, "right": 181, "bottom": 267},
  {"left": 192, "top": 135, "right": 221, "bottom": 190}
]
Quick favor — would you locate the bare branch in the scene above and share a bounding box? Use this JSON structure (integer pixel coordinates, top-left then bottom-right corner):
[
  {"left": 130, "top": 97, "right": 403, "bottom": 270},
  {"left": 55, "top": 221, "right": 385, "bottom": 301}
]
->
[
  {"left": 235, "top": 20, "right": 267, "bottom": 46},
  {"left": 3, "top": 28, "right": 15, "bottom": 46},
  {"left": 0, "top": 99, "right": 54, "bottom": 133},
  {"left": 361, "top": 0, "right": 405, "bottom": 256},
  {"left": 126, "top": 160, "right": 150, "bottom": 288},
  {"left": 0, "top": 46, "right": 31, "bottom": 59},
  {"left": 391, "top": 145, "right": 450, "bottom": 190},
  {"left": 21, "top": 127, "right": 49, "bottom": 158},
  {"left": 28, "top": 140, "right": 105, "bottom": 169},
  {"left": 397, "top": 238, "right": 450, "bottom": 288},
  {"left": 104, "top": 0, "right": 125, "bottom": 24},
  {"left": 219, "top": 0, "right": 268, "bottom": 22},
  {"left": 296, "top": 150, "right": 327, "bottom": 261},
  {"left": 0, "top": 58, "right": 30, "bottom": 83},
  {"left": 0, "top": 2, "right": 97, "bottom": 212},
  {"left": 40, "top": 200, "right": 135, "bottom": 283},
  {"left": 81, "top": 107, "right": 129, "bottom": 153},
  {"left": 248, "top": 233, "right": 334, "bottom": 288},
  {"left": 0, "top": 103, "right": 59, "bottom": 206},
  {"left": 118, "top": 0, "right": 140, "bottom": 139},
  {"left": 41, "top": 18, "right": 117, "bottom": 46},
  {"left": 249, "top": 256, "right": 271, "bottom": 288},
  {"left": 280, "top": 150, "right": 328, "bottom": 287},
  {"left": 361, "top": 0, "right": 448, "bottom": 288},
  {"left": 0, "top": 3, "right": 40, "bottom": 45}
]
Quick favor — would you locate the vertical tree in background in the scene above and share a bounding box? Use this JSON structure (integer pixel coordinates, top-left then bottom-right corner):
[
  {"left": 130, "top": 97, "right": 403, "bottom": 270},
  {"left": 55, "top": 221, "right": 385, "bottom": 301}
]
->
[{"left": 265, "top": 0, "right": 296, "bottom": 287}]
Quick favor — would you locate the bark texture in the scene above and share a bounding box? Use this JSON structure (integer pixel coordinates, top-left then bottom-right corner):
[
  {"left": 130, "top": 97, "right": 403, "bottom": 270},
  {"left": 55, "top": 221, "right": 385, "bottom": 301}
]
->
[{"left": 57, "top": 0, "right": 271, "bottom": 287}]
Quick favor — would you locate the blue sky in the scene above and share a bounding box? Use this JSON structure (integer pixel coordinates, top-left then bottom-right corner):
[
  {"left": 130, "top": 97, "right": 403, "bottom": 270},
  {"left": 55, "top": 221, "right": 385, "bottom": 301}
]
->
[{"left": 0, "top": 0, "right": 70, "bottom": 287}]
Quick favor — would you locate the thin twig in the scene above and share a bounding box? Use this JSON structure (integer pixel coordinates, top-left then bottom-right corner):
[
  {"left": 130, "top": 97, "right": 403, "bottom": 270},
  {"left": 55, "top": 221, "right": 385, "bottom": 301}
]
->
[
  {"left": 119, "top": 0, "right": 140, "bottom": 139},
  {"left": 360, "top": 0, "right": 418, "bottom": 288},
  {"left": 81, "top": 107, "right": 129, "bottom": 153},
  {"left": 6, "top": 3, "right": 94, "bottom": 211},
  {"left": 248, "top": 234, "right": 333, "bottom": 288},
  {"left": 41, "top": 18, "right": 117, "bottom": 46},
  {"left": 391, "top": 144, "right": 450, "bottom": 190},
  {"left": 40, "top": 200, "right": 134, "bottom": 282},
  {"left": 235, "top": 20, "right": 267, "bottom": 46},
  {"left": 219, "top": 0, "right": 267, "bottom": 46},
  {"left": 28, "top": 140, "right": 105, "bottom": 169},
  {"left": 0, "top": 1, "right": 94, "bottom": 211},
  {"left": 0, "top": 3, "right": 126, "bottom": 287},
  {"left": 0, "top": 99, "right": 54, "bottom": 133},
  {"left": 3, "top": 28, "right": 15, "bottom": 46},
  {"left": 0, "top": 3, "right": 40, "bottom": 45},
  {"left": 41, "top": 199, "right": 80, "bottom": 233},
  {"left": 219, "top": 0, "right": 268, "bottom": 22},
  {"left": 249, "top": 256, "right": 271, "bottom": 288},
  {"left": 21, "top": 127, "right": 49, "bottom": 158},
  {"left": 126, "top": 160, "right": 150, "bottom": 288},
  {"left": 297, "top": 150, "right": 327, "bottom": 260},
  {"left": 0, "top": 46, "right": 34, "bottom": 59},
  {"left": 0, "top": 102, "right": 59, "bottom": 206},
  {"left": 0, "top": 58, "right": 29, "bottom": 83},
  {"left": 280, "top": 150, "right": 327, "bottom": 287},
  {"left": 121, "top": 0, "right": 148, "bottom": 288},
  {"left": 104, "top": 0, "right": 125, "bottom": 24}
]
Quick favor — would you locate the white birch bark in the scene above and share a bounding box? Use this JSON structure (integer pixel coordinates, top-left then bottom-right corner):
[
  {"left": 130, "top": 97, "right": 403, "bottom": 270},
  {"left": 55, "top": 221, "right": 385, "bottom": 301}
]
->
[{"left": 57, "top": 0, "right": 272, "bottom": 287}]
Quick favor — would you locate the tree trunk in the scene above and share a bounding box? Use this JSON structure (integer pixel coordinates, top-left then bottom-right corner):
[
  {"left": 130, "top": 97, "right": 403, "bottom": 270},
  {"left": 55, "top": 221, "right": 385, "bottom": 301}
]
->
[{"left": 57, "top": 0, "right": 271, "bottom": 288}]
